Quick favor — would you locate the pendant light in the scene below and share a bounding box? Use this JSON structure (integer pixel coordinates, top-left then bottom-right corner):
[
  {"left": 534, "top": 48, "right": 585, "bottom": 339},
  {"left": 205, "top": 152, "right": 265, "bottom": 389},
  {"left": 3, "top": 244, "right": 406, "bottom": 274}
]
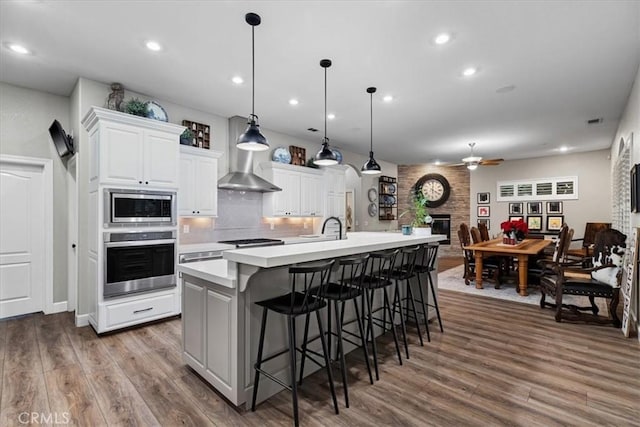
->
[
  {"left": 314, "top": 59, "right": 339, "bottom": 166},
  {"left": 237, "top": 12, "right": 269, "bottom": 152},
  {"left": 361, "top": 87, "right": 382, "bottom": 175}
]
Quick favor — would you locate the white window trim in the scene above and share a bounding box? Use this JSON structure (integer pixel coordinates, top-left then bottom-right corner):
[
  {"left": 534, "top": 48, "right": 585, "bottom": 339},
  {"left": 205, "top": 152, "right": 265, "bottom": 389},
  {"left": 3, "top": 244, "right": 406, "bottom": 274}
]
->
[{"left": 496, "top": 176, "right": 579, "bottom": 201}]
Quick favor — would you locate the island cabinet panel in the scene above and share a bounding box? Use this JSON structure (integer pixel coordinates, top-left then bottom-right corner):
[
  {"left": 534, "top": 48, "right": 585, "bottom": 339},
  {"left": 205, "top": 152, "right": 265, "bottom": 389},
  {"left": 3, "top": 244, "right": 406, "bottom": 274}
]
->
[
  {"left": 181, "top": 273, "right": 239, "bottom": 403},
  {"left": 183, "top": 281, "right": 206, "bottom": 368},
  {"left": 206, "top": 289, "right": 233, "bottom": 386}
]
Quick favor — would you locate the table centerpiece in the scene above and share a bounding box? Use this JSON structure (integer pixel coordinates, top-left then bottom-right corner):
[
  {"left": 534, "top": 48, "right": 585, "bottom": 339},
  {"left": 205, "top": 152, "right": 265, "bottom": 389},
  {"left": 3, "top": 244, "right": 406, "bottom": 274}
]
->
[{"left": 500, "top": 219, "right": 528, "bottom": 244}]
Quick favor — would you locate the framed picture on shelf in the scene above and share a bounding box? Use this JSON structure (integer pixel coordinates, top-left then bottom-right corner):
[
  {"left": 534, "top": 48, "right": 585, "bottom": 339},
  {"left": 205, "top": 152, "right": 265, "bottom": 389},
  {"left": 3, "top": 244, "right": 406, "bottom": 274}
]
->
[
  {"left": 509, "top": 215, "right": 524, "bottom": 222},
  {"left": 527, "top": 215, "right": 543, "bottom": 231},
  {"left": 509, "top": 203, "right": 523, "bottom": 215},
  {"left": 527, "top": 202, "right": 542, "bottom": 214},
  {"left": 547, "top": 215, "right": 564, "bottom": 231},
  {"left": 477, "top": 192, "right": 490, "bottom": 204},
  {"left": 477, "top": 218, "right": 490, "bottom": 229},
  {"left": 477, "top": 206, "right": 490, "bottom": 217},
  {"left": 546, "top": 201, "right": 563, "bottom": 214}
]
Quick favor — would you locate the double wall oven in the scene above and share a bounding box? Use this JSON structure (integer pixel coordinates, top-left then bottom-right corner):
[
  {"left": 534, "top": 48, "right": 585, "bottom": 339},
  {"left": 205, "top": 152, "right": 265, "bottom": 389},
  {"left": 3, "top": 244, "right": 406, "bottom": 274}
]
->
[{"left": 103, "top": 189, "right": 177, "bottom": 298}]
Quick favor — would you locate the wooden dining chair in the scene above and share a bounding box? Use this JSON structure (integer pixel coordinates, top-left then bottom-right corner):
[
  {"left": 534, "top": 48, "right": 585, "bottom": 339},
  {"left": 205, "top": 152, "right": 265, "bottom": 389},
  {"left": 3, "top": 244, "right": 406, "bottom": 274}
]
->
[
  {"left": 567, "top": 222, "right": 611, "bottom": 265},
  {"left": 458, "top": 227, "right": 501, "bottom": 287},
  {"left": 478, "top": 222, "right": 490, "bottom": 241},
  {"left": 470, "top": 227, "right": 482, "bottom": 244}
]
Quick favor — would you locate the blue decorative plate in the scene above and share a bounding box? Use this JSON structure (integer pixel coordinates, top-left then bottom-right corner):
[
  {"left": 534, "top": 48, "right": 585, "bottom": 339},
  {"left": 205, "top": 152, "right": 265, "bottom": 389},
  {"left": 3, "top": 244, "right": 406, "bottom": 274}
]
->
[
  {"left": 388, "top": 184, "right": 396, "bottom": 193},
  {"left": 272, "top": 146, "right": 292, "bottom": 164},
  {"left": 146, "top": 101, "right": 168, "bottom": 122},
  {"left": 332, "top": 148, "right": 343, "bottom": 164}
]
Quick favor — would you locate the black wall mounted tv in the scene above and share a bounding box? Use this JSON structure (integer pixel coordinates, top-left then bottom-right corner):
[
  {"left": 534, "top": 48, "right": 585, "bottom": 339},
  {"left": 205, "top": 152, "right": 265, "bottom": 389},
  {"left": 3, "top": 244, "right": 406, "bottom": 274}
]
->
[{"left": 48, "top": 119, "right": 74, "bottom": 158}]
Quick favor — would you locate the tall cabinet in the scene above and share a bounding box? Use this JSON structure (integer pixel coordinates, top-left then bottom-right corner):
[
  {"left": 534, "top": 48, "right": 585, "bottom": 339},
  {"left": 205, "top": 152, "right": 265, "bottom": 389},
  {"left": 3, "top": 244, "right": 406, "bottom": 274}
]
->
[{"left": 82, "top": 107, "right": 184, "bottom": 333}]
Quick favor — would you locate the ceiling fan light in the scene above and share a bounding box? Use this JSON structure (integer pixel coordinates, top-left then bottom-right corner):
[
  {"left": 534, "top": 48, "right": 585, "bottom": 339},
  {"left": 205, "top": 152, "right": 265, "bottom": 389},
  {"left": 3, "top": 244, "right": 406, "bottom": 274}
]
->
[
  {"left": 361, "top": 152, "right": 382, "bottom": 174},
  {"left": 314, "top": 140, "right": 338, "bottom": 165},
  {"left": 466, "top": 162, "right": 479, "bottom": 171},
  {"left": 237, "top": 115, "right": 269, "bottom": 151}
]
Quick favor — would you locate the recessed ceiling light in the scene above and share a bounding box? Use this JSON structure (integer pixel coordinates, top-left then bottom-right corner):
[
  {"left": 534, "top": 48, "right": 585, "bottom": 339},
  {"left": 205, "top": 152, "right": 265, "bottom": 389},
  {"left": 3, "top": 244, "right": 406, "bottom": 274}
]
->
[
  {"left": 231, "top": 76, "right": 244, "bottom": 85},
  {"left": 8, "top": 43, "right": 30, "bottom": 55},
  {"left": 145, "top": 40, "right": 162, "bottom": 51},
  {"left": 289, "top": 98, "right": 299, "bottom": 106},
  {"left": 559, "top": 146, "right": 569, "bottom": 152},
  {"left": 434, "top": 33, "right": 451, "bottom": 45},
  {"left": 383, "top": 95, "right": 393, "bottom": 102},
  {"left": 462, "top": 67, "right": 477, "bottom": 77},
  {"left": 327, "top": 113, "right": 335, "bottom": 120},
  {"left": 434, "top": 160, "right": 442, "bottom": 165}
]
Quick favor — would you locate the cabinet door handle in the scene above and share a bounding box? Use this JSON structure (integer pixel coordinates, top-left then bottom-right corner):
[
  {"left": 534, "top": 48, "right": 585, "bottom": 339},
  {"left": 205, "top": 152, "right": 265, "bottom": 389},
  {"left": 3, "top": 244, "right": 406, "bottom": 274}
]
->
[
  {"left": 145, "top": 181, "right": 149, "bottom": 185},
  {"left": 196, "top": 211, "right": 200, "bottom": 214},
  {"left": 139, "top": 181, "right": 143, "bottom": 184},
  {"left": 192, "top": 211, "right": 196, "bottom": 214},
  {"left": 133, "top": 307, "right": 153, "bottom": 314}
]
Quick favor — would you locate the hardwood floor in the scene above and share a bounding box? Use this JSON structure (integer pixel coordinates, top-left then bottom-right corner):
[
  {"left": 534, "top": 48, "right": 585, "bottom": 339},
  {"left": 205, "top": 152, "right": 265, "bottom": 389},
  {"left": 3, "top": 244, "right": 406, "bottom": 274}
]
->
[{"left": 1, "top": 275, "right": 638, "bottom": 426}]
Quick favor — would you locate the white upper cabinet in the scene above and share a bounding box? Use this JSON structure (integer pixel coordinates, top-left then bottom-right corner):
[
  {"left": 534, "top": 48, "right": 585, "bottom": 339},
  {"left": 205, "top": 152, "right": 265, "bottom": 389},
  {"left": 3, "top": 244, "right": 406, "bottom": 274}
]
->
[
  {"left": 258, "top": 162, "right": 324, "bottom": 217},
  {"left": 179, "top": 146, "right": 222, "bottom": 217},
  {"left": 82, "top": 107, "right": 184, "bottom": 189}
]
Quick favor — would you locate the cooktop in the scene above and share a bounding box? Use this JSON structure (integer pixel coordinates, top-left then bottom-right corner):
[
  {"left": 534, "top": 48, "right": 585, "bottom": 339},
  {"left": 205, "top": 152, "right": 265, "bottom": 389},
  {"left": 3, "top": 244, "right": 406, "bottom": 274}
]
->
[{"left": 218, "top": 238, "right": 285, "bottom": 248}]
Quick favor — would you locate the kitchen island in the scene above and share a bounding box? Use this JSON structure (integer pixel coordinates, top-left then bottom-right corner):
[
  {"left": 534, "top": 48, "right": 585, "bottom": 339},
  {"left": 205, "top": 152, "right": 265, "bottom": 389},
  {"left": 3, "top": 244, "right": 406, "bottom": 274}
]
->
[{"left": 177, "top": 232, "right": 445, "bottom": 407}]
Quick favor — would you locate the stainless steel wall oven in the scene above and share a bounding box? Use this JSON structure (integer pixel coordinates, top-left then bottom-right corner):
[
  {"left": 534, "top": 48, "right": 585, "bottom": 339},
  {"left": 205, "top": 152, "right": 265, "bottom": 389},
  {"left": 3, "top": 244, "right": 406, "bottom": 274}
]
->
[
  {"left": 103, "top": 230, "right": 176, "bottom": 298},
  {"left": 104, "top": 189, "right": 176, "bottom": 227}
]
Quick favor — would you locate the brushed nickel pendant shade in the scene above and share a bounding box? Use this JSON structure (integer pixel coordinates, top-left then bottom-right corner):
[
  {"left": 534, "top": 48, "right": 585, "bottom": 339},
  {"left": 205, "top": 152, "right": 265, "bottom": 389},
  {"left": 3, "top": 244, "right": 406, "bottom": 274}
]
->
[
  {"left": 361, "top": 86, "right": 382, "bottom": 175},
  {"left": 237, "top": 12, "right": 269, "bottom": 152},
  {"left": 314, "top": 59, "right": 339, "bottom": 166}
]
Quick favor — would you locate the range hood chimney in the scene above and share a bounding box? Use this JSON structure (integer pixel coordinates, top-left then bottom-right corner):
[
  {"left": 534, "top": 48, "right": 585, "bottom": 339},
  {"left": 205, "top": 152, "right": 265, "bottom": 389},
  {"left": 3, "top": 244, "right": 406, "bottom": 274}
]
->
[{"left": 218, "top": 116, "right": 282, "bottom": 192}]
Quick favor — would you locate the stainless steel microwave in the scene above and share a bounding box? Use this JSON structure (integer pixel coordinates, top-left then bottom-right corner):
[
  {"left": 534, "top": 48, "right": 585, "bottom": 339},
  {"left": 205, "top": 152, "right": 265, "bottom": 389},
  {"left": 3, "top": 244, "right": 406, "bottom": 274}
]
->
[{"left": 104, "top": 189, "right": 176, "bottom": 227}]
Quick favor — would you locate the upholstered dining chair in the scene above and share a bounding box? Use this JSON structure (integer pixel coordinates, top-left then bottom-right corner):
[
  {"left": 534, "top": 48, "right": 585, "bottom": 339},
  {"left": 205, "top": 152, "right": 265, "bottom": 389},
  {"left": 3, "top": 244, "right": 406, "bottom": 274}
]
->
[
  {"left": 458, "top": 226, "right": 501, "bottom": 287},
  {"left": 538, "top": 228, "right": 626, "bottom": 327},
  {"left": 567, "top": 222, "right": 611, "bottom": 265}
]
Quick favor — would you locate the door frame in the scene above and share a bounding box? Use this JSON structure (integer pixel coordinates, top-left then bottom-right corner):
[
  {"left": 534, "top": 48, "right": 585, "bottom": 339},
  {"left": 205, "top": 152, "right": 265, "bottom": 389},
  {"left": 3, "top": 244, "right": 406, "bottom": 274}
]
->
[
  {"left": 66, "top": 154, "right": 78, "bottom": 312},
  {"left": 0, "top": 154, "right": 54, "bottom": 314}
]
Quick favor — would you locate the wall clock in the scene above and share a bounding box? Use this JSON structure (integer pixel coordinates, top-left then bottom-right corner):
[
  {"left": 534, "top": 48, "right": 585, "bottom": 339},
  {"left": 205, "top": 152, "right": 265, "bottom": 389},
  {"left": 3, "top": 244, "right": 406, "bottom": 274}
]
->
[{"left": 414, "top": 173, "right": 451, "bottom": 208}]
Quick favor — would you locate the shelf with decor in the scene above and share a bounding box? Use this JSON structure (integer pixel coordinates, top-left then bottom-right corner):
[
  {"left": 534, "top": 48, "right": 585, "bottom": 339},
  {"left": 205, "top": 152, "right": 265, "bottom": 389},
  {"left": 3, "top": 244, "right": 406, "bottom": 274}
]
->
[{"left": 378, "top": 175, "right": 397, "bottom": 220}]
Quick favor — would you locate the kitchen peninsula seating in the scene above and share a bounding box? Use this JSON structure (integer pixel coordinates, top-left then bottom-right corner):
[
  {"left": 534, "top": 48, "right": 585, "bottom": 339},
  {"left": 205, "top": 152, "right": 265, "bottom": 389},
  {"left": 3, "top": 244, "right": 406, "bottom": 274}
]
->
[
  {"left": 413, "top": 244, "right": 443, "bottom": 338},
  {"left": 359, "top": 249, "right": 404, "bottom": 380},
  {"left": 539, "top": 228, "right": 627, "bottom": 327},
  {"left": 251, "top": 260, "right": 339, "bottom": 426},
  {"left": 389, "top": 245, "right": 426, "bottom": 347},
  {"left": 299, "top": 254, "right": 374, "bottom": 408}
]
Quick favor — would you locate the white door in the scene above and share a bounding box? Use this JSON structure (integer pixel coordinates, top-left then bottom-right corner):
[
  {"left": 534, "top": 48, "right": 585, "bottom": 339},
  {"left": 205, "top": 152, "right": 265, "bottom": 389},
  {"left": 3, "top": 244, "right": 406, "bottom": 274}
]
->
[
  {"left": 67, "top": 155, "right": 78, "bottom": 312},
  {"left": 0, "top": 161, "right": 46, "bottom": 318}
]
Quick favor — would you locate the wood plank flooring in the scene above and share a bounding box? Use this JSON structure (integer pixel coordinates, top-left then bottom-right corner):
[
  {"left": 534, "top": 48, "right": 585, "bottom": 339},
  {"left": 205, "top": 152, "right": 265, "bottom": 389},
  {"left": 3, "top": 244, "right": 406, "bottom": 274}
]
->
[{"left": 1, "top": 265, "right": 638, "bottom": 426}]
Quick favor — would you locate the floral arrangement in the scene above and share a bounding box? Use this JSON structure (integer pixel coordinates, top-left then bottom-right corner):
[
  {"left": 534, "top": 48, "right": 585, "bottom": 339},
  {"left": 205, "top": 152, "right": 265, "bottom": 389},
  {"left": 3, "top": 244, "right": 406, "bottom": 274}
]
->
[{"left": 500, "top": 219, "right": 528, "bottom": 240}]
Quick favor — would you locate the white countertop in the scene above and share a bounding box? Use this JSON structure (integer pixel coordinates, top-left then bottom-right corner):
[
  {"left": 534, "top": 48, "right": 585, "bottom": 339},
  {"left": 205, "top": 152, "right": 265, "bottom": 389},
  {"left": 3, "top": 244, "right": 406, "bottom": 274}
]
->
[
  {"left": 223, "top": 232, "right": 445, "bottom": 268},
  {"left": 177, "top": 259, "right": 236, "bottom": 289}
]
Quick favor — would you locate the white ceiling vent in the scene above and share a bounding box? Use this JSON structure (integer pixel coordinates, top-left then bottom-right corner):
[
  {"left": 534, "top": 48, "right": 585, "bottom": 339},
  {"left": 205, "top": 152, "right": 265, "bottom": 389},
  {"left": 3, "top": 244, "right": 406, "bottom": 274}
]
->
[{"left": 587, "top": 118, "right": 603, "bottom": 125}]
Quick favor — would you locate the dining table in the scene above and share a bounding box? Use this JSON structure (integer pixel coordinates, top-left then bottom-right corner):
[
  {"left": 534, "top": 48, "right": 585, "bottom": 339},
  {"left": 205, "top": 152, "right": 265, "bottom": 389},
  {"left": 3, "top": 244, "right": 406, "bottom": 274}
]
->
[{"left": 464, "top": 238, "right": 553, "bottom": 296}]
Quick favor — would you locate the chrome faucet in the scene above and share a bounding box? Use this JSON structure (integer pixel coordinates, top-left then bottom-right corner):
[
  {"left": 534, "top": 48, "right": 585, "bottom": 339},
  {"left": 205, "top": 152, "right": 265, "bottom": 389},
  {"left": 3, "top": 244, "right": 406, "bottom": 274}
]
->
[{"left": 321, "top": 216, "right": 343, "bottom": 240}]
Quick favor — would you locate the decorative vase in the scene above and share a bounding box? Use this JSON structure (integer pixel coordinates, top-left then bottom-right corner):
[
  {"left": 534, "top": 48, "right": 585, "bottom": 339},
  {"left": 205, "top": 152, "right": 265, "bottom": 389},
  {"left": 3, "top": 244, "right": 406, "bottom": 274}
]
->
[{"left": 413, "top": 227, "right": 432, "bottom": 236}]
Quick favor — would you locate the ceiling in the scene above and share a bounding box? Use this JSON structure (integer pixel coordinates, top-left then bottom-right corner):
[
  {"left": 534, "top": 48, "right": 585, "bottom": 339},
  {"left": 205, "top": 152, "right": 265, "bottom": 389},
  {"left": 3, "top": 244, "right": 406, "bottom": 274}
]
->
[{"left": 1, "top": 1, "right": 639, "bottom": 165}]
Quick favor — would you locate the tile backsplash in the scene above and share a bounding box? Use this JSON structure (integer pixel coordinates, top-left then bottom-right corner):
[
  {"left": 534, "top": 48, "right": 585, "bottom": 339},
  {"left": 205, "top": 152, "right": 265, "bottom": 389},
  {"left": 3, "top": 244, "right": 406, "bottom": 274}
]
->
[{"left": 179, "top": 190, "right": 319, "bottom": 244}]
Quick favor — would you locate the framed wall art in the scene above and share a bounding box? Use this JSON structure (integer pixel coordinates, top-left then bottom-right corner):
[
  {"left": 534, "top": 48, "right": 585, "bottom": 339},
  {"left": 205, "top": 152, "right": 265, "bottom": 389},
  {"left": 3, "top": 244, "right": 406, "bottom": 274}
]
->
[
  {"left": 527, "top": 215, "right": 543, "bottom": 231},
  {"left": 477, "top": 218, "right": 490, "bottom": 229},
  {"left": 546, "top": 201, "right": 563, "bottom": 214},
  {"left": 478, "top": 206, "right": 490, "bottom": 217},
  {"left": 509, "top": 215, "right": 524, "bottom": 222},
  {"left": 509, "top": 203, "right": 523, "bottom": 215},
  {"left": 546, "top": 215, "right": 564, "bottom": 231},
  {"left": 527, "top": 202, "right": 542, "bottom": 215},
  {"left": 477, "top": 192, "right": 490, "bottom": 204}
]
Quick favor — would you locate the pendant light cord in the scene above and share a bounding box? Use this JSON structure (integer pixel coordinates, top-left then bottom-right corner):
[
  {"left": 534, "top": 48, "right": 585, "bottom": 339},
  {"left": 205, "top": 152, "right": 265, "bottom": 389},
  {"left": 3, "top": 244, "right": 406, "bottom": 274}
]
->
[
  {"left": 370, "top": 91, "right": 373, "bottom": 153},
  {"left": 324, "top": 66, "right": 327, "bottom": 141},
  {"left": 251, "top": 25, "right": 255, "bottom": 118}
]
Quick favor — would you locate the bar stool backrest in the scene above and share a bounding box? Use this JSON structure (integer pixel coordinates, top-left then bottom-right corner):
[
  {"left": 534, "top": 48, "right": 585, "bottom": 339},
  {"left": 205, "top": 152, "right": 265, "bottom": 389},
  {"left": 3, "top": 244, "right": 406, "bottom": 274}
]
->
[
  {"left": 333, "top": 254, "right": 370, "bottom": 299},
  {"left": 289, "top": 260, "right": 335, "bottom": 312},
  {"left": 397, "top": 245, "right": 421, "bottom": 276},
  {"left": 416, "top": 244, "right": 439, "bottom": 272},
  {"left": 365, "top": 249, "right": 399, "bottom": 284}
]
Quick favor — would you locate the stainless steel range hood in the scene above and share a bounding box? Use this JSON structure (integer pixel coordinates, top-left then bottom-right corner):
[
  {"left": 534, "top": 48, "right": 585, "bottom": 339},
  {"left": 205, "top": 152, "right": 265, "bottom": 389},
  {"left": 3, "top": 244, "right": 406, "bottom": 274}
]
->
[{"left": 218, "top": 116, "right": 281, "bottom": 192}]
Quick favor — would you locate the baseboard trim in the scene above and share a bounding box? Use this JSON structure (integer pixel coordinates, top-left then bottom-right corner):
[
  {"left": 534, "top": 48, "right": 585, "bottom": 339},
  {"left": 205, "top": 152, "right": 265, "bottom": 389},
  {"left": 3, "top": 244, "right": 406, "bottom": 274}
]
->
[
  {"left": 51, "top": 301, "right": 67, "bottom": 313},
  {"left": 75, "top": 313, "right": 90, "bottom": 327}
]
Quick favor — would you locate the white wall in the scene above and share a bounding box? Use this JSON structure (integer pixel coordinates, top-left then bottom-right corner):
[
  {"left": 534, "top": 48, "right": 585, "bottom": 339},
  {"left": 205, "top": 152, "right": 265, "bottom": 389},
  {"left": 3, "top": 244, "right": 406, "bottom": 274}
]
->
[
  {"left": 0, "top": 82, "right": 70, "bottom": 302},
  {"left": 470, "top": 149, "right": 612, "bottom": 239},
  {"left": 610, "top": 64, "right": 640, "bottom": 337}
]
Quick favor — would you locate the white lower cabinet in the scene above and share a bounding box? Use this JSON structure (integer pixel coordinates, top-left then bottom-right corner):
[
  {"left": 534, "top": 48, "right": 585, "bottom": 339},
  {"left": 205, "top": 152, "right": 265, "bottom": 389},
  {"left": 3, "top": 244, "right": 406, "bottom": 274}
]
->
[
  {"left": 182, "top": 274, "right": 238, "bottom": 402},
  {"left": 179, "top": 146, "right": 222, "bottom": 217}
]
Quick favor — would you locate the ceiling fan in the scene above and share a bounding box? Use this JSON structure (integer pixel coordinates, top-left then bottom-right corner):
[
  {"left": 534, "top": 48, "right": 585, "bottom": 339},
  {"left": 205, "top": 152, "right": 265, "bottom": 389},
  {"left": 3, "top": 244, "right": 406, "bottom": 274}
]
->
[{"left": 448, "top": 143, "right": 504, "bottom": 170}]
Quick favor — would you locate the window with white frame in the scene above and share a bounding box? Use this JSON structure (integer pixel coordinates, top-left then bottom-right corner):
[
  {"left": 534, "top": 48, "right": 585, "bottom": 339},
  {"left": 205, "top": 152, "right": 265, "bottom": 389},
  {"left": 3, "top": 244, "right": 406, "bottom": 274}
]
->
[{"left": 612, "top": 136, "right": 631, "bottom": 240}]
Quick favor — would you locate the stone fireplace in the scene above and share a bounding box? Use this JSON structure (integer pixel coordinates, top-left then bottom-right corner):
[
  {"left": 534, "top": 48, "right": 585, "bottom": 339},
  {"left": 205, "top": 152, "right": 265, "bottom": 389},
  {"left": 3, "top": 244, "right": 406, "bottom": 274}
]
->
[{"left": 430, "top": 214, "right": 451, "bottom": 245}]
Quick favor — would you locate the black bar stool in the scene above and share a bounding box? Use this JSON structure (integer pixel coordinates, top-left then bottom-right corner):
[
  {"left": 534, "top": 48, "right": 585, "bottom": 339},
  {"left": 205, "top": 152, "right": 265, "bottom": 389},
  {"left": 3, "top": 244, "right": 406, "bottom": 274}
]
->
[
  {"left": 298, "top": 254, "right": 374, "bottom": 408},
  {"left": 251, "top": 260, "right": 338, "bottom": 427},
  {"left": 389, "top": 245, "right": 425, "bottom": 349},
  {"left": 413, "top": 244, "right": 444, "bottom": 339},
  {"left": 358, "top": 249, "right": 403, "bottom": 380}
]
